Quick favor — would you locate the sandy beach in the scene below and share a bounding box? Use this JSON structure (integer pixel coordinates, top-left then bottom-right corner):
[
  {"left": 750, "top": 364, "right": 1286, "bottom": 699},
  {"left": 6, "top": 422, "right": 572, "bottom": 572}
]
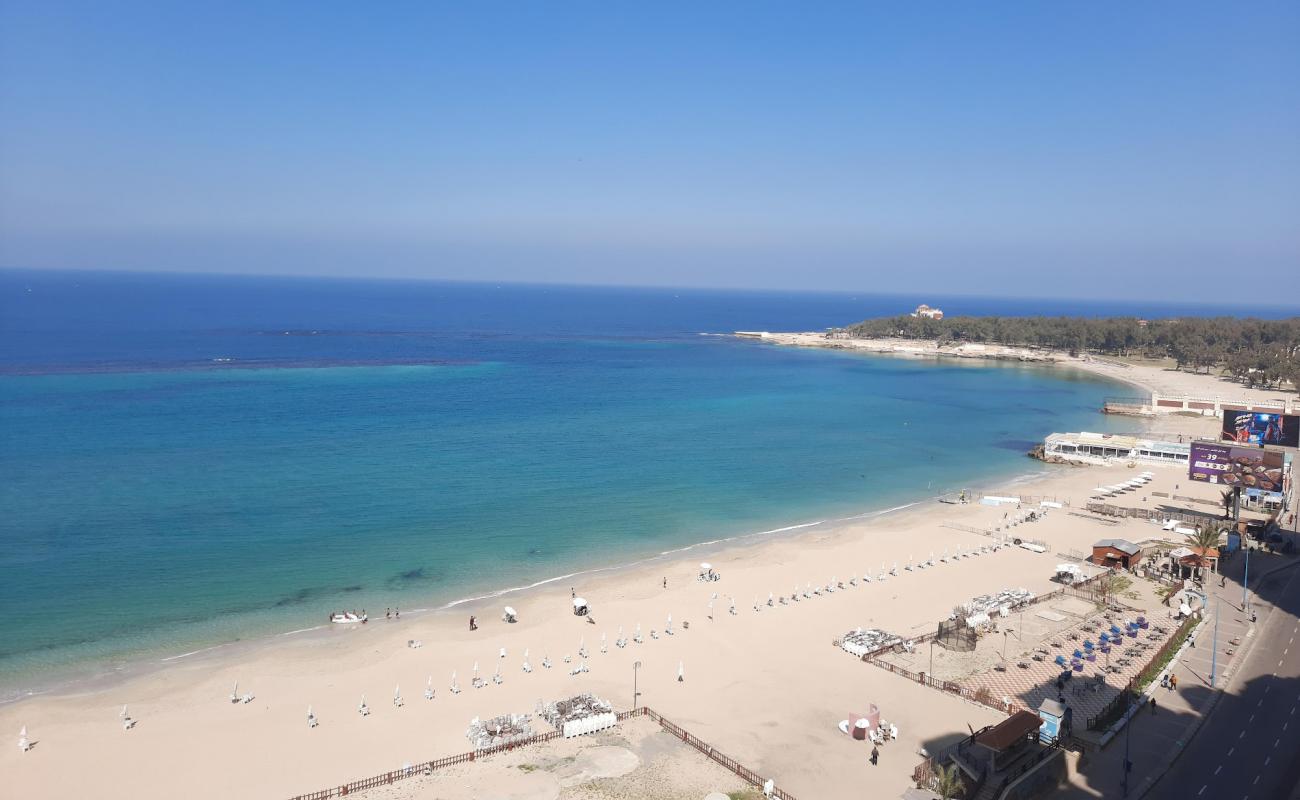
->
[
  {"left": 0, "top": 350, "right": 1279, "bottom": 799},
  {"left": 744, "top": 332, "right": 1295, "bottom": 408}
]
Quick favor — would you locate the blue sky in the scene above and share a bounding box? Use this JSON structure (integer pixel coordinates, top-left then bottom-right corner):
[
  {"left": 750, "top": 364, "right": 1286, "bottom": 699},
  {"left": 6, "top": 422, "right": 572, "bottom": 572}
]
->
[{"left": 1, "top": 2, "right": 1297, "bottom": 301}]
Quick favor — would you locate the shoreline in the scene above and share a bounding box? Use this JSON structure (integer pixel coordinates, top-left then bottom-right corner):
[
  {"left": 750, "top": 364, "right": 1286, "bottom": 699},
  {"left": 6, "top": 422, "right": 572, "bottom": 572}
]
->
[
  {"left": 1, "top": 339, "right": 1142, "bottom": 708},
  {"left": 0, "top": 457, "right": 1049, "bottom": 709},
  {"left": 739, "top": 331, "right": 1299, "bottom": 410}
]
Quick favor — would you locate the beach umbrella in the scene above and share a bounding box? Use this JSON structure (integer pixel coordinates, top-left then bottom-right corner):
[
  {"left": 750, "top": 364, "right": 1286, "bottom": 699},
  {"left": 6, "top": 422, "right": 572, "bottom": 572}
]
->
[
  {"left": 18, "top": 725, "right": 29, "bottom": 752},
  {"left": 120, "top": 704, "right": 129, "bottom": 720},
  {"left": 394, "top": 684, "right": 402, "bottom": 704},
  {"left": 473, "top": 661, "right": 480, "bottom": 680},
  {"left": 600, "top": 632, "right": 607, "bottom": 652},
  {"left": 768, "top": 591, "right": 774, "bottom": 604},
  {"left": 494, "top": 663, "right": 502, "bottom": 680},
  {"left": 677, "top": 661, "right": 685, "bottom": 682},
  {"left": 729, "top": 597, "right": 736, "bottom": 613},
  {"left": 708, "top": 599, "right": 715, "bottom": 617}
]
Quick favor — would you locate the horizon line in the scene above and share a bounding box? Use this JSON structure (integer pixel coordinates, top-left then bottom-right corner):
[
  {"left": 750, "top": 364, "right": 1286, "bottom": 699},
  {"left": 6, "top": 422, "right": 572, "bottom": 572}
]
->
[{"left": 3, "top": 265, "right": 1299, "bottom": 315}]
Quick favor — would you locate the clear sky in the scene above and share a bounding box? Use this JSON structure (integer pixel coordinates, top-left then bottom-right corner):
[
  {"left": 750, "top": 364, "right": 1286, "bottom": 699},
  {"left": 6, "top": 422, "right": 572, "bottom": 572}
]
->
[{"left": 2, "top": 2, "right": 1297, "bottom": 301}]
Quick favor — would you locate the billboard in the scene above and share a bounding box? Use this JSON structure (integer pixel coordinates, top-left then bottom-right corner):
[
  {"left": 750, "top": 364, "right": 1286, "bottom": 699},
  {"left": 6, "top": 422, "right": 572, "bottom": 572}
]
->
[
  {"left": 1221, "top": 410, "right": 1299, "bottom": 448},
  {"left": 1189, "top": 442, "right": 1285, "bottom": 492}
]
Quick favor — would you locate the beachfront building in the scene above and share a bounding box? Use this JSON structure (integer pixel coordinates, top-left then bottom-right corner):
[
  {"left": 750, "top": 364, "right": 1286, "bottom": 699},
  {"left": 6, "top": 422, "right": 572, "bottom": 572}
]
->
[
  {"left": 1091, "top": 539, "right": 1143, "bottom": 570},
  {"left": 935, "top": 710, "right": 1063, "bottom": 800},
  {"left": 911, "top": 304, "right": 944, "bottom": 320},
  {"left": 1041, "top": 432, "right": 1190, "bottom": 467}
]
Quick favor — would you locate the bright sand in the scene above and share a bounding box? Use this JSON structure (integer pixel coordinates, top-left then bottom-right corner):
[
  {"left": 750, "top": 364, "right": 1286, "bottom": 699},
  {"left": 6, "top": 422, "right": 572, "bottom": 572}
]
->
[{"left": 0, "top": 357, "right": 1264, "bottom": 799}]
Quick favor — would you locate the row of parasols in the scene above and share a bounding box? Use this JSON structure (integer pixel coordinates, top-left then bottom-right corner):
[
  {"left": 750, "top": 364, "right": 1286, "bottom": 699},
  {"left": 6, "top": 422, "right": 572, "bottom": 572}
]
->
[{"left": 1091, "top": 472, "right": 1155, "bottom": 498}]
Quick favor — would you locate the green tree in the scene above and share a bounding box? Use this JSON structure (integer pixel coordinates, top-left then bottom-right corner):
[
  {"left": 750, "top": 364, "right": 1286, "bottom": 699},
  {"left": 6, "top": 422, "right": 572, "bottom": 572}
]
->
[{"left": 934, "top": 763, "right": 965, "bottom": 800}]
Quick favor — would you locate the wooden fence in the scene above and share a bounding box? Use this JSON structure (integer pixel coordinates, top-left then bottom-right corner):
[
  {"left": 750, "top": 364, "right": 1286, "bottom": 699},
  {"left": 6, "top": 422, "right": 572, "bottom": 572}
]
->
[{"left": 285, "top": 707, "right": 796, "bottom": 800}]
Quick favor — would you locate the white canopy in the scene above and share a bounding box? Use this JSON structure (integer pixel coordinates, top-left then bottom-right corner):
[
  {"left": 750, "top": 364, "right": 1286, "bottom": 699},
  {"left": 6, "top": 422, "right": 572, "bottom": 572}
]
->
[
  {"left": 504, "top": 606, "right": 517, "bottom": 616},
  {"left": 1179, "top": 602, "right": 1192, "bottom": 616},
  {"left": 700, "top": 562, "right": 712, "bottom": 570},
  {"left": 572, "top": 597, "right": 587, "bottom": 608}
]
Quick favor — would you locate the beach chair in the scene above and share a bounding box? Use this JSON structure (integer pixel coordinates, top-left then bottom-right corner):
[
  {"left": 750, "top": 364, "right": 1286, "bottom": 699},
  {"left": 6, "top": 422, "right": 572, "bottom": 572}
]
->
[
  {"left": 307, "top": 711, "right": 318, "bottom": 728},
  {"left": 542, "top": 655, "right": 552, "bottom": 669},
  {"left": 358, "top": 698, "right": 370, "bottom": 717},
  {"left": 240, "top": 692, "right": 255, "bottom": 704}
]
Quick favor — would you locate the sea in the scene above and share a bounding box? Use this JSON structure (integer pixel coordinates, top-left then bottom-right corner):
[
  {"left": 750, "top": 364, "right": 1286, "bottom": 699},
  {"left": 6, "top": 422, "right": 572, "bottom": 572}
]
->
[{"left": 1, "top": 269, "right": 1295, "bottom": 701}]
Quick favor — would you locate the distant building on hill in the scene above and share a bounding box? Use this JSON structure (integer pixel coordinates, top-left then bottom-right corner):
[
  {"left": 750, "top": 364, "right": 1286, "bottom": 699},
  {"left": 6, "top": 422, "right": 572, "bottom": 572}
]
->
[{"left": 911, "top": 304, "right": 944, "bottom": 320}]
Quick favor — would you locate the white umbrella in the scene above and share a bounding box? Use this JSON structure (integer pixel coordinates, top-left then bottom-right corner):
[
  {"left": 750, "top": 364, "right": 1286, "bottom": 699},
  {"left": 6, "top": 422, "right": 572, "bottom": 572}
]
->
[
  {"left": 394, "top": 685, "right": 401, "bottom": 704},
  {"left": 120, "top": 704, "right": 129, "bottom": 719},
  {"left": 677, "top": 661, "right": 685, "bottom": 682},
  {"left": 473, "top": 661, "right": 480, "bottom": 679}
]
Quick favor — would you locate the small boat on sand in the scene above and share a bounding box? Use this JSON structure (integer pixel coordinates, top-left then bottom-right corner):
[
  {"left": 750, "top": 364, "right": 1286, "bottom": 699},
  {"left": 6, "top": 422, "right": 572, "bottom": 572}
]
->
[{"left": 330, "top": 611, "right": 368, "bottom": 624}]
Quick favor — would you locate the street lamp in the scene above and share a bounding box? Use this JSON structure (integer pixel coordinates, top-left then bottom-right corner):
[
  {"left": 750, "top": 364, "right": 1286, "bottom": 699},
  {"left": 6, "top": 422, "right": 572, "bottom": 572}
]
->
[
  {"left": 929, "top": 640, "right": 935, "bottom": 683},
  {"left": 1243, "top": 544, "right": 1251, "bottom": 612},
  {"left": 632, "top": 661, "right": 641, "bottom": 711},
  {"left": 1209, "top": 601, "right": 1220, "bottom": 688}
]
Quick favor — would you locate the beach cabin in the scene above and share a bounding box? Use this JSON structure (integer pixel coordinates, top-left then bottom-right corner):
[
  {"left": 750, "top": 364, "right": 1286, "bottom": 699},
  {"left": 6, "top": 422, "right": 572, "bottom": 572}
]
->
[
  {"left": 1091, "top": 539, "right": 1143, "bottom": 570},
  {"left": 940, "top": 710, "right": 1063, "bottom": 799}
]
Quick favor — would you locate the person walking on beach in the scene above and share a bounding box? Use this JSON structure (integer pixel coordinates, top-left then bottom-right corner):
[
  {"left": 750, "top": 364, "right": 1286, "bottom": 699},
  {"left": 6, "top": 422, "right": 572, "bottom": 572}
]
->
[
  {"left": 663, "top": 577, "right": 667, "bottom": 589},
  {"left": 870, "top": 745, "right": 879, "bottom": 766},
  {"left": 469, "top": 615, "right": 477, "bottom": 631}
]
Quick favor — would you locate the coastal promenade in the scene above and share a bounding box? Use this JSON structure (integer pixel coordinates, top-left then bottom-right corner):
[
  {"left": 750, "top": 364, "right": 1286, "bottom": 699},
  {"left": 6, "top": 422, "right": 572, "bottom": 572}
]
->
[{"left": 1064, "top": 539, "right": 1300, "bottom": 800}]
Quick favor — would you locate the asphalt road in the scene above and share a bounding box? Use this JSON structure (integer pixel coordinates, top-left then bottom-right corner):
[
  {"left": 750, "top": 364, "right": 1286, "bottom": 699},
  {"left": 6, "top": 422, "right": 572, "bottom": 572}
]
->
[{"left": 1147, "top": 563, "right": 1300, "bottom": 800}]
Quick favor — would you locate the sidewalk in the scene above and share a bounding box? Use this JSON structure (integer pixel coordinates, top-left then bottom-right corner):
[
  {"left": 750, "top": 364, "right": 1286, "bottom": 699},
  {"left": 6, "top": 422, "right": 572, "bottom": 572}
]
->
[{"left": 1061, "top": 550, "right": 1287, "bottom": 798}]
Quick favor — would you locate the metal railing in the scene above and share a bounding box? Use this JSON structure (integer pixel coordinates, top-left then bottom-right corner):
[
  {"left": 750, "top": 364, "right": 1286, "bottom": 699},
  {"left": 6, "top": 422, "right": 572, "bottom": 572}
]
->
[{"left": 285, "top": 707, "right": 797, "bottom": 800}]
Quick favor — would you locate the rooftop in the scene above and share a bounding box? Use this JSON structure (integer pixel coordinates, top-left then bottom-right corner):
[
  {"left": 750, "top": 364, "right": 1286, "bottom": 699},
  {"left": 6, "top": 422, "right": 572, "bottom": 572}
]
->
[
  {"left": 1094, "top": 539, "right": 1141, "bottom": 555},
  {"left": 974, "top": 710, "right": 1043, "bottom": 752}
]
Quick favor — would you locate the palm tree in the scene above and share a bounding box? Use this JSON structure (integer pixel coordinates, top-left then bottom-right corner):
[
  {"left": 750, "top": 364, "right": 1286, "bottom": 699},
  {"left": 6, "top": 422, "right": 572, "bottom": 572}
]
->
[
  {"left": 1188, "top": 527, "right": 1221, "bottom": 554},
  {"left": 934, "top": 763, "right": 965, "bottom": 799}
]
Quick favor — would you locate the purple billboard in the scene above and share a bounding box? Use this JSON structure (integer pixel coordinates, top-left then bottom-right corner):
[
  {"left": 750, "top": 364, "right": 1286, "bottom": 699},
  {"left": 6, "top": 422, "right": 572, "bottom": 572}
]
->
[{"left": 1188, "top": 442, "right": 1285, "bottom": 492}]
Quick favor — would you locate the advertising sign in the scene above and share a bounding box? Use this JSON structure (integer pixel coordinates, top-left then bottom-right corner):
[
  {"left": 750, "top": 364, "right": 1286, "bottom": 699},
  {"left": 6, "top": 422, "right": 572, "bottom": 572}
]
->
[
  {"left": 1221, "top": 410, "right": 1299, "bottom": 448},
  {"left": 1188, "top": 442, "right": 1285, "bottom": 492}
]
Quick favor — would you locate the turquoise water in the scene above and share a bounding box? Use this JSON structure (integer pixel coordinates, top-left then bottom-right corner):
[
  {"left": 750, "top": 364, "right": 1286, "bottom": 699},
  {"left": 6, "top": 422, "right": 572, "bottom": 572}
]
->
[{"left": 0, "top": 272, "right": 1154, "bottom": 698}]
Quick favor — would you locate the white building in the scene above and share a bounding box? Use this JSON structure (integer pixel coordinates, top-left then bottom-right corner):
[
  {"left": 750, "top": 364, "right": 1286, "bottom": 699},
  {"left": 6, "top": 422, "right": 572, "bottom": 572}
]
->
[
  {"left": 1042, "top": 432, "right": 1190, "bottom": 466},
  {"left": 911, "top": 304, "right": 944, "bottom": 320}
]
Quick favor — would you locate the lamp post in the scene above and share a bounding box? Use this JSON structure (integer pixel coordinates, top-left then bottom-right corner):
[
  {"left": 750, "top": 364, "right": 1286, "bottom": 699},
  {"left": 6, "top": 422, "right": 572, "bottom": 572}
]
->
[
  {"left": 632, "top": 661, "right": 641, "bottom": 711},
  {"left": 1209, "top": 601, "right": 1220, "bottom": 688},
  {"left": 1122, "top": 706, "right": 1133, "bottom": 797},
  {"left": 929, "top": 640, "right": 935, "bottom": 683},
  {"left": 1243, "top": 544, "right": 1251, "bottom": 612}
]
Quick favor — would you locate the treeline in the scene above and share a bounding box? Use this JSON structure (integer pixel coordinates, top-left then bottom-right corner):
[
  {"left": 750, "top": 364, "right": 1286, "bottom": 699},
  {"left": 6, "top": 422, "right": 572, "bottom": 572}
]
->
[{"left": 838, "top": 315, "right": 1300, "bottom": 392}]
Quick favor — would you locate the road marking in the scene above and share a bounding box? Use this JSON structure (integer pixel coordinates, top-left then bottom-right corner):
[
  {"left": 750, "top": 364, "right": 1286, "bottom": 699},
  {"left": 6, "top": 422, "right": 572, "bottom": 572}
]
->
[
  {"left": 1285, "top": 722, "right": 1289, "bottom": 731},
  {"left": 1276, "top": 738, "right": 1282, "bottom": 748},
  {"left": 1216, "top": 765, "right": 1223, "bottom": 775},
  {"left": 1259, "top": 699, "right": 1265, "bottom": 707},
  {"left": 1250, "top": 714, "right": 1256, "bottom": 723},
  {"left": 1229, "top": 747, "right": 1235, "bottom": 756},
  {"left": 1265, "top": 757, "right": 1271, "bottom": 767},
  {"left": 1240, "top": 730, "right": 1247, "bottom": 739},
  {"left": 1280, "top": 659, "right": 1285, "bottom": 668},
  {"left": 1198, "top": 786, "right": 1207, "bottom": 796}
]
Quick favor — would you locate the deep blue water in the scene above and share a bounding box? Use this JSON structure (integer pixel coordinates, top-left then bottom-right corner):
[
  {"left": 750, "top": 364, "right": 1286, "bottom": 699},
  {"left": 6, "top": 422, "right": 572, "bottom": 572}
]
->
[{"left": 1, "top": 270, "right": 1290, "bottom": 697}]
